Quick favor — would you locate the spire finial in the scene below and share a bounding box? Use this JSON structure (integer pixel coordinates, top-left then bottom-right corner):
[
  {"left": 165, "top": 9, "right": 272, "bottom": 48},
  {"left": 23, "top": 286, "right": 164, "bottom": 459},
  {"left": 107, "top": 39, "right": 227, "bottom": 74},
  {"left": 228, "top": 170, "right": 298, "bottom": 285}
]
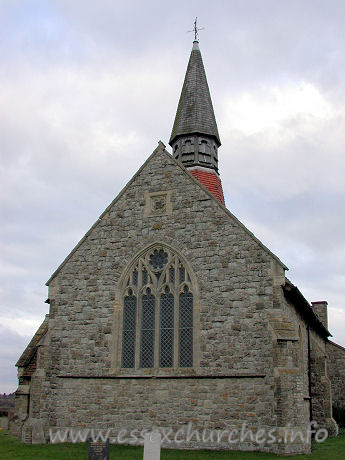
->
[{"left": 188, "top": 17, "right": 204, "bottom": 42}]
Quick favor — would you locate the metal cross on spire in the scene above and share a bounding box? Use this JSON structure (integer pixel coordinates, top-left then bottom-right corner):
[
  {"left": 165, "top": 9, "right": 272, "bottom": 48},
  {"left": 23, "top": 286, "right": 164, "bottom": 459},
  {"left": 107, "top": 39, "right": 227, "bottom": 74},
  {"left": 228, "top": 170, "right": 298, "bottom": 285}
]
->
[{"left": 188, "top": 17, "right": 204, "bottom": 41}]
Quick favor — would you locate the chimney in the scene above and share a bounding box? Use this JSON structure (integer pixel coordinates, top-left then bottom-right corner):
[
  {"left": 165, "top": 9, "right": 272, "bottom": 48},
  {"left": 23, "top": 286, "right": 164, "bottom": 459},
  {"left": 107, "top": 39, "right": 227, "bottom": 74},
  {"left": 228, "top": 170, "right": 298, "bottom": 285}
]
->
[{"left": 311, "top": 301, "right": 328, "bottom": 329}]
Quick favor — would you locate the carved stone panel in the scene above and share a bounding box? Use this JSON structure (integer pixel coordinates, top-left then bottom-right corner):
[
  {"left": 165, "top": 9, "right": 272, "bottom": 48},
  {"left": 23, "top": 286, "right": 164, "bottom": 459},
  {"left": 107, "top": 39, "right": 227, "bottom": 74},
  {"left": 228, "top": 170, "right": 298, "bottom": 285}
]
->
[{"left": 144, "top": 191, "right": 172, "bottom": 217}]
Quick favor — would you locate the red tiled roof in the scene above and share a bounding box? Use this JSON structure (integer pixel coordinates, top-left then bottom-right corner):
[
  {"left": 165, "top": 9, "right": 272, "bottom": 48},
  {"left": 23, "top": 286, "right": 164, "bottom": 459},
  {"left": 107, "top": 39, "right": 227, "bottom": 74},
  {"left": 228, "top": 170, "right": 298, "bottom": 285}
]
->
[{"left": 189, "top": 168, "right": 225, "bottom": 205}]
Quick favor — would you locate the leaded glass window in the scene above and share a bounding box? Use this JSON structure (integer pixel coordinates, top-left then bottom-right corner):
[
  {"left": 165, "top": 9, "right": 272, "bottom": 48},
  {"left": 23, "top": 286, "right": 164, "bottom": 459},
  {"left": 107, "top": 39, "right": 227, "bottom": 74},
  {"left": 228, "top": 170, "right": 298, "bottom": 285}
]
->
[
  {"left": 142, "top": 269, "right": 148, "bottom": 286},
  {"left": 121, "top": 289, "right": 137, "bottom": 368},
  {"left": 149, "top": 249, "right": 168, "bottom": 269},
  {"left": 179, "top": 267, "right": 185, "bottom": 283},
  {"left": 179, "top": 286, "right": 193, "bottom": 367},
  {"left": 140, "top": 289, "right": 155, "bottom": 368},
  {"left": 159, "top": 289, "right": 174, "bottom": 367},
  {"left": 169, "top": 267, "right": 175, "bottom": 283},
  {"left": 120, "top": 246, "right": 195, "bottom": 369}
]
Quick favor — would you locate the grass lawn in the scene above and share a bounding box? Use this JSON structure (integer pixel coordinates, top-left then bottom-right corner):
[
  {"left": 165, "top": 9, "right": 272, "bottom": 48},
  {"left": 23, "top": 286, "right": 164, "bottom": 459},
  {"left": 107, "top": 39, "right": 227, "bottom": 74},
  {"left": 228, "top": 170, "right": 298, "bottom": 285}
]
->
[{"left": 0, "top": 428, "right": 344, "bottom": 459}]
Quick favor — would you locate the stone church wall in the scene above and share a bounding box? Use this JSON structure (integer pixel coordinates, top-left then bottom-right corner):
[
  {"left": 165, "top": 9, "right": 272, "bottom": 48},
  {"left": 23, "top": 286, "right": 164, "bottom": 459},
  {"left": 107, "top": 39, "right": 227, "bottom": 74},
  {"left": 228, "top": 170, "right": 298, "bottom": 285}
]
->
[
  {"left": 327, "top": 341, "right": 345, "bottom": 422},
  {"left": 48, "top": 377, "right": 276, "bottom": 449},
  {"left": 46, "top": 149, "right": 278, "bottom": 379},
  {"left": 308, "top": 328, "right": 337, "bottom": 435},
  {"left": 277, "top": 291, "right": 337, "bottom": 436},
  {"left": 17, "top": 148, "right": 320, "bottom": 453},
  {"left": 270, "top": 291, "right": 310, "bottom": 438}
]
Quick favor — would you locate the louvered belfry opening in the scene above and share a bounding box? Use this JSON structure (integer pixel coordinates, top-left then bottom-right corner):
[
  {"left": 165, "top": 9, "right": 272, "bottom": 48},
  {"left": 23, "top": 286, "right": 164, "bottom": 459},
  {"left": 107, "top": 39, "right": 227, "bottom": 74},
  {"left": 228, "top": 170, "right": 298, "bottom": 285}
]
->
[{"left": 121, "top": 246, "right": 194, "bottom": 369}]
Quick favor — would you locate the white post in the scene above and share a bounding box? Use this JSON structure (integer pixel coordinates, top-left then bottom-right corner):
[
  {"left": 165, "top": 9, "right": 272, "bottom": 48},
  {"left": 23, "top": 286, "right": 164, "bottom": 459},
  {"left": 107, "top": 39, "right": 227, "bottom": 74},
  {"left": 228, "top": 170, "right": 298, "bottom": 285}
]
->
[{"left": 143, "top": 432, "right": 161, "bottom": 460}]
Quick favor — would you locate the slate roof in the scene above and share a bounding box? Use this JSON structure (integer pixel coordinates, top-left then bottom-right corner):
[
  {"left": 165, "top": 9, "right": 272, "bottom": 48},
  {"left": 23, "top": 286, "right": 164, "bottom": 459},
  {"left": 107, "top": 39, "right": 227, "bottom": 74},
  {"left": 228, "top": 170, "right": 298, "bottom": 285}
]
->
[
  {"left": 16, "top": 315, "right": 49, "bottom": 367},
  {"left": 169, "top": 41, "right": 221, "bottom": 146}
]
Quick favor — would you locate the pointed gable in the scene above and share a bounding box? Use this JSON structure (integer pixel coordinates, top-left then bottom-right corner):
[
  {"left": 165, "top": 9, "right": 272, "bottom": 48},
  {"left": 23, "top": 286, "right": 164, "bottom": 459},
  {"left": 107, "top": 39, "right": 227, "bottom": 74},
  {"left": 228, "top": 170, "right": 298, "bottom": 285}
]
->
[{"left": 46, "top": 141, "right": 287, "bottom": 286}]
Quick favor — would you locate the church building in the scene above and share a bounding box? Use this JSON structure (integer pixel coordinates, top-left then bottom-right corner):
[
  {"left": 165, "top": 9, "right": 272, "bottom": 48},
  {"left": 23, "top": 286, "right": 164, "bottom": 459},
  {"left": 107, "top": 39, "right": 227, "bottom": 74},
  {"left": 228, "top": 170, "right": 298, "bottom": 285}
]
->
[{"left": 10, "top": 38, "right": 344, "bottom": 454}]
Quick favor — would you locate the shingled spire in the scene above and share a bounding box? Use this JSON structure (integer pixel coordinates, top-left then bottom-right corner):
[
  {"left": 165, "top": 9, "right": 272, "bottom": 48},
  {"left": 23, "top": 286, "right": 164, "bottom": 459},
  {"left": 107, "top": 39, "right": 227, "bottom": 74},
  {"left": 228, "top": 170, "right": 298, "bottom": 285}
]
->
[{"left": 169, "top": 40, "right": 225, "bottom": 205}]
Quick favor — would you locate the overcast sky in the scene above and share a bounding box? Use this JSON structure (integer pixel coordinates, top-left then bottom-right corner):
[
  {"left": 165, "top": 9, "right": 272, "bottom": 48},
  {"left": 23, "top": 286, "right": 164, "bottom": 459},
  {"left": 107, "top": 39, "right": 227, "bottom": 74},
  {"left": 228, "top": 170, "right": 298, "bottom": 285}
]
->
[{"left": 1, "top": 0, "right": 345, "bottom": 393}]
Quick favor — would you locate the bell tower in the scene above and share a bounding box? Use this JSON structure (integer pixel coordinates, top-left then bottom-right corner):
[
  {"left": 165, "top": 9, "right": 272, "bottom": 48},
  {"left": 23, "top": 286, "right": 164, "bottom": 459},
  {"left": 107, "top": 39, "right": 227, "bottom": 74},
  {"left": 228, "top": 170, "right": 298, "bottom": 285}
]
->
[{"left": 169, "top": 39, "right": 225, "bottom": 204}]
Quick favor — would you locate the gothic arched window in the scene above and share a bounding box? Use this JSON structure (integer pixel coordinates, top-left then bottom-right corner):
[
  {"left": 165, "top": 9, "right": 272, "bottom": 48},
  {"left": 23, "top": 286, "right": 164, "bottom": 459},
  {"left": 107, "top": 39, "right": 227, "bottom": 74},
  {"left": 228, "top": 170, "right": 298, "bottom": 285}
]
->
[{"left": 121, "top": 246, "right": 195, "bottom": 369}]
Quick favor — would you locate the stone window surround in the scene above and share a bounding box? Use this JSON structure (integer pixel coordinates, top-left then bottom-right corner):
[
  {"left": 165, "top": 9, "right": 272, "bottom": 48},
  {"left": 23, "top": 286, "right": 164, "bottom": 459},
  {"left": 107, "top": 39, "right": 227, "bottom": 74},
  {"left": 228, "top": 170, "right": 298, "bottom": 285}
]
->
[{"left": 111, "top": 242, "right": 200, "bottom": 376}]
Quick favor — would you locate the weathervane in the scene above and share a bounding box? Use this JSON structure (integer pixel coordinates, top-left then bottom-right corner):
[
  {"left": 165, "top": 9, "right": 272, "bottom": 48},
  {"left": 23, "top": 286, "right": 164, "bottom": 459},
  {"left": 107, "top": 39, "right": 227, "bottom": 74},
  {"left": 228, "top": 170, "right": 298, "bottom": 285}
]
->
[{"left": 188, "top": 17, "right": 204, "bottom": 41}]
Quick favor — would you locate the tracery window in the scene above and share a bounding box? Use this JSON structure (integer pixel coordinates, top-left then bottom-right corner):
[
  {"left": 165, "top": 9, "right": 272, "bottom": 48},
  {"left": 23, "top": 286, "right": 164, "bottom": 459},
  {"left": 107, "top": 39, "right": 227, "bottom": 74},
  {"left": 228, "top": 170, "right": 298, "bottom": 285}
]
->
[{"left": 121, "top": 246, "right": 194, "bottom": 369}]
